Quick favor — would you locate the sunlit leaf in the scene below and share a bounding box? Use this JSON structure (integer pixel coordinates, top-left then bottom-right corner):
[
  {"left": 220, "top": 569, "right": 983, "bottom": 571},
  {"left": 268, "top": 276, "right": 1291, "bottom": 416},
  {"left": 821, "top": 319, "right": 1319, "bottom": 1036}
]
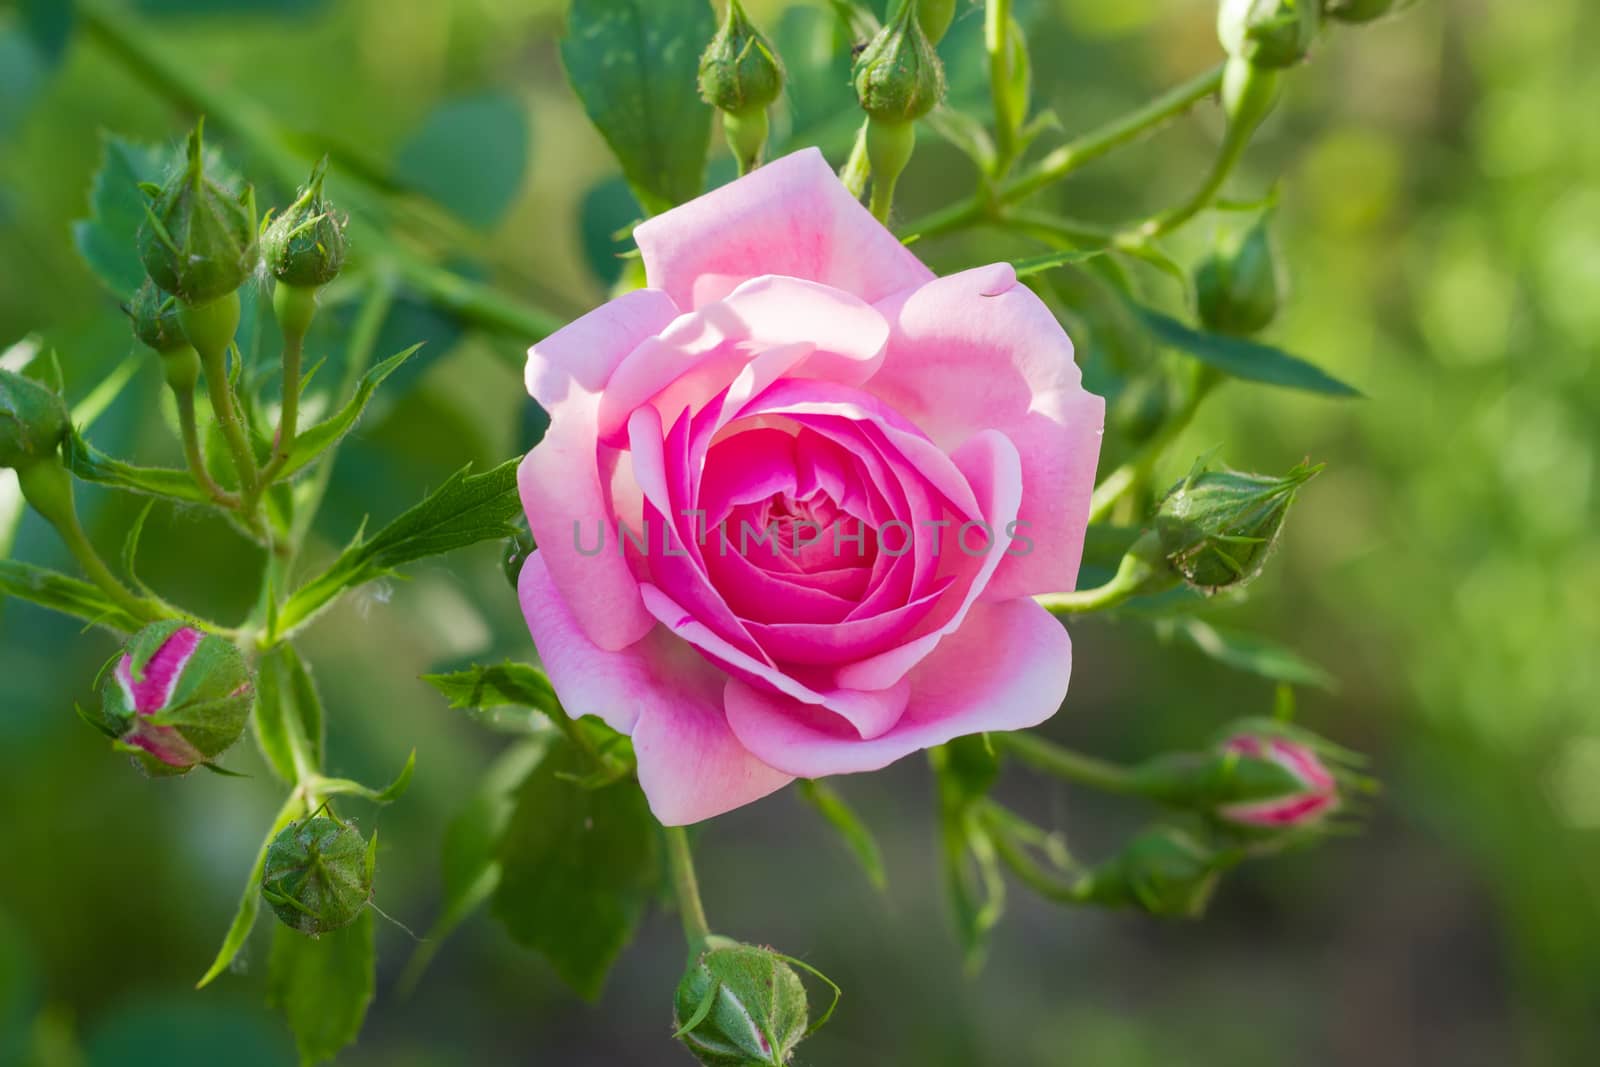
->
[
  {"left": 560, "top": 0, "right": 714, "bottom": 214},
  {"left": 1134, "top": 306, "right": 1361, "bottom": 398}
]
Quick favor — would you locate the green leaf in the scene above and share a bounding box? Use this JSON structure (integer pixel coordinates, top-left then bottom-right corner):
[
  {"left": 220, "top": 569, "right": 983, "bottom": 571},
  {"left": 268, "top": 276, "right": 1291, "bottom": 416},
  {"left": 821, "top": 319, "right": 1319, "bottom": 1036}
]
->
[
  {"left": 1157, "top": 617, "right": 1337, "bottom": 690},
  {"left": 276, "top": 344, "right": 422, "bottom": 481},
  {"left": 394, "top": 92, "right": 531, "bottom": 228},
  {"left": 64, "top": 428, "right": 214, "bottom": 506},
  {"left": 196, "top": 794, "right": 307, "bottom": 989},
  {"left": 796, "top": 780, "right": 887, "bottom": 892},
  {"left": 924, "top": 106, "right": 998, "bottom": 176},
  {"left": 491, "top": 738, "right": 661, "bottom": 1000},
  {"left": 0, "top": 559, "right": 147, "bottom": 633},
  {"left": 71, "top": 134, "right": 171, "bottom": 300},
  {"left": 421, "top": 661, "right": 562, "bottom": 733},
  {"left": 252, "top": 645, "right": 326, "bottom": 784},
  {"left": 579, "top": 177, "right": 641, "bottom": 288},
  {"left": 399, "top": 738, "right": 549, "bottom": 994},
  {"left": 1012, "top": 247, "right": 1109, "bottom": 278},
  {"left": 314, "top": 750, "right": 417, "bottom": 805},
  {"left": 1134, "top": 306, "right": 1362, "bottom": 398},
  {"left": 278, "top": 457, "right": 519, "bottom": 633},
  {"left": 560, "top": 0, "right": 715, "bottom": 214},
  {"left": 267, "top": 909, "right": 375, "bottom": 1066}
]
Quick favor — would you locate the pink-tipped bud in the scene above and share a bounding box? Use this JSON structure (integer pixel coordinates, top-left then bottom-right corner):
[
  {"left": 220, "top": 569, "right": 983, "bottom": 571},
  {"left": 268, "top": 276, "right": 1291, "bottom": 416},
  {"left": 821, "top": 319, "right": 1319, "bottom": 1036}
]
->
[
  {"left": 94, "top": 621, "right": 253, "bottom": 777},
  {"left": 1215, "top": 734, "right": 1338, "bottom": 829}
]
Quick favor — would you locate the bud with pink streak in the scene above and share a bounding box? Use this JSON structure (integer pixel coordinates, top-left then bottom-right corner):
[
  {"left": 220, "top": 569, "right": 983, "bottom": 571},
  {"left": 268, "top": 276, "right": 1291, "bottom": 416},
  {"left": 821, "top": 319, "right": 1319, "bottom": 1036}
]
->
[
  {"left": 93, "top": 621, "right": 254, "bottom": 777},
  {"left": 1215, "top": 733, "right": 1339, "bottom": 829}
]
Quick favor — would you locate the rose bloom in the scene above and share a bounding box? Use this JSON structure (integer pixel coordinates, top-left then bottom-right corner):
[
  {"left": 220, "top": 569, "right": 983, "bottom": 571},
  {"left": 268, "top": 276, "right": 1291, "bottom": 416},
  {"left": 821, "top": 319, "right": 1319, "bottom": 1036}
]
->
[{"left": 517, "top": 149, "right": 1103, "bottom": 824}]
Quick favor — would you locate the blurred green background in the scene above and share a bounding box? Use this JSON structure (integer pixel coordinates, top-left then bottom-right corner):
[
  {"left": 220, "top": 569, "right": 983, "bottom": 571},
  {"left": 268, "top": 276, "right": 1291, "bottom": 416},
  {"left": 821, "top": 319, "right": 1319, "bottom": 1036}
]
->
[{"left": 3, "top": 0, "right": 1598, "bottom": 1064}]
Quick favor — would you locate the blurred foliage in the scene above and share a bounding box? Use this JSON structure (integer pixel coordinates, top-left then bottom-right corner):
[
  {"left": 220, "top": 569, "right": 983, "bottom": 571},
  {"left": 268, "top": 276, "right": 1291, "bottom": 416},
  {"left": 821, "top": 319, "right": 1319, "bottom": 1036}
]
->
[{"left": 1, "top": 0, "right": 1597, "bottom": 1064}]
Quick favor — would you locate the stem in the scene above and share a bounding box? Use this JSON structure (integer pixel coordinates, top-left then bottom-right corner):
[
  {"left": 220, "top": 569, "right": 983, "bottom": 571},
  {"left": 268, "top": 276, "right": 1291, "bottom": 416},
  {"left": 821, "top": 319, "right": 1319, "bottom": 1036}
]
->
[
  {"left": 985, "top": 809, "right": 1091, "bottom": 904},
  {"left": 1035, "top": 530, "right": 1171, "bottom": 615},
  {"left": 986, "top": 0, "right": 1017, "bottom": 172},
  {"left": 390, "top": 255, "right": 562, "bottom": 342},
  {"left": 197, "top": 343, "right": 261, "bottom": 499},
  {"left": 172, "top": 382, "right": 238, "bottom": 508},
  {"left": 255, "top": 325, "right": 304, "bottom": 492},
  {"left": 664, "top": 826, "right": 712, "bottom": 951},
  {"left": 898, "top": 63, "right": 1225, "bottom": 240},
  {"left": 993, "top": 731, "right": 1143, "bottom": 796}
]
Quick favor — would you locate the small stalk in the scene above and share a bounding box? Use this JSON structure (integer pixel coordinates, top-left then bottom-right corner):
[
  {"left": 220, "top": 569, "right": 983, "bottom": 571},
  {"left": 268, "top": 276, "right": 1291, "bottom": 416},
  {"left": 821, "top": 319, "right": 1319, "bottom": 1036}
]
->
[
  {"left": 664, "top": 826, "right": 712, "bottom": 953},
  {"left": 992, "top": 732, "right": 1142, "bottom": 796}
]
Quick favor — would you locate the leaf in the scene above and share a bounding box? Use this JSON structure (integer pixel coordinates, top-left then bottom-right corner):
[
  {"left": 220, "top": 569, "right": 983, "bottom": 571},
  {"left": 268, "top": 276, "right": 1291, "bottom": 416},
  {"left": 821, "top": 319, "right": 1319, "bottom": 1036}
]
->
[
  {"left": 491, "top": 738, "right": 661, "bottom": 1000},
  {"left": 1133, "top": 306, "right": 1362, "bottom": 398},
  {"left": 393, "top": 92, "right": 531, "bottom": 228},
  {"left": 267, "top": 910, "right": 376, "bottom": 1066},
  {"left": 64, "top": 428, "right": 214, "bottom": 506},
  {"left": 924, "top": 105, "right": 997, "bottom": 176},
  {"left": 1012, "top": 247, "right": 1109, "bottom": 278},
  {"left": 1157, "top": 617, "right": 1337, "bottom": 690},
  {"left": 797, "top": 780, "right": 887, "bottom": 892},
  {"left": 196, "top": 794, "right": 308, "bottom": 988},
  {"left": 278, "top": 457, "right": 520, "bottom": 633},
  {"left": 0, "top": 559, "right": 147, "bottom": 633},
  {"left": 398, "top": 738, "right": 549, "bottom": 994},
  {"left": 276, "top": 344, "right": 422, "bottom": 481},
  {"left": 71, "top": 134, "right": 171, "bottom": 300},
  {"left": 560, "top": 0, "right": 715, "bottom": 214},
  {"left": 315, "top": 750, "right": 417, "bottom": 805},
  {"left": 422, "top": 660, "right": 562, "bottom": 733},
  {"left": 579, "top": 176, "right": 641, "bottom": 287},
  {"left": 252, "top": 645, "right": 326, "bottom": 784}
]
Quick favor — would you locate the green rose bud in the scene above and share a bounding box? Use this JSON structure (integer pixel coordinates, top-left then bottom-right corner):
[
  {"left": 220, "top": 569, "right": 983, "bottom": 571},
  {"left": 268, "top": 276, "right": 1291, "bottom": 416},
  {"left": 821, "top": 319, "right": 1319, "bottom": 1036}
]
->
[
  {"left": 260, "top": 157, "right": 348, "bottom": 290},
  {"left": 0, "top": 369, "right": 69, "bottom": 471},
  {"left": 1154, "top": 461, "right": 1320, "bottom": 594},
  {"left": 138, "top": 120, "right": 258, "bottom": 306},
  {"left": 674, "top": 937, "right": 815, "bottom": 1066},
  {"left": 127, "top": 279, "right": 203, "bottom": 394},
  {"left": 1196, "top": 211, "right": 1285, "bottom": 336},
  {"left": 1218, "top": 0, "right": 1321, "bottom": 69},
  {"left": 1076, "top": 827, "right": 1221, "bottom": 918},
  {"left": 853, "top": 0, "right": 945, "bottom": 124},
  {"left": 699, "top": 0, "right": 784, "bottom": 174},
  {"left": 262, "top": 816, "right": 376, "bottom": 936},
  {"left": 94, "top": 621, "right": 254, "bottom": 777}
]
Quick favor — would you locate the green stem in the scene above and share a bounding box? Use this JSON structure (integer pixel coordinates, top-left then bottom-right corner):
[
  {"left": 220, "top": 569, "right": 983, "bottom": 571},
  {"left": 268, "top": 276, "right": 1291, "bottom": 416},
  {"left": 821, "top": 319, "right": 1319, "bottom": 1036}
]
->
[
  {"left": 984, "top": 808, "right": 1091, "bottom": 904},
  {"left": 390, "top": 255, "right": 562, "bottom": 342},
  {"left": 1087, "top": 367, "right": 1222, "bottom": 524},
  {"left": 173, "top": 382, "right": 238, "bottom": 508},
  {"left": 986, "top": 0, "right": 1017, "bottom": 172},
  {"left": 255, "top": 330, "right": 303, "bottom": 491},
  {"left": 196, "top": 343, "right": 261, "bottom": 500},
  {"left": 1036, "top": 530, "right": 1171, "bottom": 615},
  {"left": 898, "top": 63, "right": 1225, "bottom": 240},
  {"left": 993, "top": 732, "right": 1143, "bottom": 795},
  {"left": 664, "top": 826, "right": 712, "bottom": 952}
]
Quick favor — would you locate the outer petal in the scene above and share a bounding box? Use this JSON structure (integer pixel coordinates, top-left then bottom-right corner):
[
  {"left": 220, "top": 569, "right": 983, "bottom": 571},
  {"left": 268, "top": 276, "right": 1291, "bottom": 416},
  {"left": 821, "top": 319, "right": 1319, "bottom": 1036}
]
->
[
  {"left": 519, "top": 552, "right": 791, "bottom": 824},
  {"left": 634, "top": 147, "right": 935, "bottom": 310},
  {"left": 869, "top": 263, "right": 1105, "bottom": 598},
  {"left": 519, "top": 393, "right": 653, "bottom": 651},
  {"left": 525, "top": 287, "right": 681, "bottom": 412},
  {"left": 724, "top": 597, "right": 1072, "bottom": 777}
]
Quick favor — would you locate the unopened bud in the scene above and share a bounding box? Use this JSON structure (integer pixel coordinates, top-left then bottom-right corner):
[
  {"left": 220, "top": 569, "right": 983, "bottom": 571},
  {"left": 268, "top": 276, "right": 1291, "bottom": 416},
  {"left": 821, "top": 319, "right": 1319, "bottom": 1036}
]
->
[
  {"left": 1196, "top": 211, "right": 1285, "bottom": 336},
  {"left": 128, "top": 279, "right": 202, "bottom": 393},
  {"left": 674, "top": 937, "right": 813, "bottom": 1066},
  {"left": 137, "top": 120, "right": 258, "bottom": 306},
  {"left": 1077, "top": 828, "right": 1220, "bottom": 918},
  {"left": 95, "top": 621, "right": 253, "bottom": 777},
  {"left": 699, "top": 1, "right": 783, "bottom": 115},
  {"left": 262, "top": 816, "right": 376, "bottom": 936},
  {"left": 0, "top": 369, "right": 69, "bottom": 471},
  {"left": 1218, "top": 0, "right": 1321, "bottom": 69},
  {"left": 261, "top": 157, "right": 348, "bottom": 290},
  {"left": 1214, "top": 732, "right": 1339, "bottom": 829},
  {"left": 1154, "top": 461, "right": 1319, "bottom": 593},
  {"left": 853, "top": 0, "right": 945, "bottom": 124}
]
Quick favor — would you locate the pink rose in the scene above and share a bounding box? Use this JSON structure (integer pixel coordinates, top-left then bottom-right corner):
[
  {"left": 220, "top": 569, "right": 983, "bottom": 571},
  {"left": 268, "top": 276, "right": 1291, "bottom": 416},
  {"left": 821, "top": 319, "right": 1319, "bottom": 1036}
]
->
[{"left": 517, "top": 149, "right": 1103, "bottom": 825}]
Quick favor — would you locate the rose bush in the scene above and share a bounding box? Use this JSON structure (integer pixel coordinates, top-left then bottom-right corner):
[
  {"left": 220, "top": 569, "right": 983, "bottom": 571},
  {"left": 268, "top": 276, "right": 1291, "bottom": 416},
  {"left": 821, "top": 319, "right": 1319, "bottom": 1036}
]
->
[{"left": 517, "top": 148, "right": 1104, "bottom": 825}]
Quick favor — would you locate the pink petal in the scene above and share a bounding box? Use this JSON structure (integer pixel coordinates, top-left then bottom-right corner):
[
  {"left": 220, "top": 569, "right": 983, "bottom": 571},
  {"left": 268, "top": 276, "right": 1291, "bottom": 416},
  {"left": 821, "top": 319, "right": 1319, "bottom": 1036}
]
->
[
  {"left": 724, "top": 597, "right": 1072, "bottom": 777},
  {"left": 519, "top": 394, "right": 653, "bottom": 651},
  {"left": 634, "top": 147, "right": 934, "bottom": 310},
  {"left": 115, "top": 626, "right": 201, "bottom": 714},
  {"left": 519, "top": 551, "right": 791, "bottom": 824},
  {"left": 525, "top": 287, "right": 681, "bottom": 413},
  {"left": 869, "top": 264, "right": 1105, "bottom": 598}
]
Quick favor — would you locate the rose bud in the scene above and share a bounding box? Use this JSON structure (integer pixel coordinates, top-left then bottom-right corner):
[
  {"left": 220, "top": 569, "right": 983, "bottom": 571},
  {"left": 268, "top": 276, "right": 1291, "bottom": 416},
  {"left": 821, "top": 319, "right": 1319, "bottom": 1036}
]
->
[
  {"left": 260, "top": 156, "right": 349, "bottom": 292},
  {"left": 1218, "top": 0, "right": 1321, "bottom": 70},
  {"left": 95, "top": 621, "right": 254, "bottom": 777},
  {"left": 137, "top": 120, "right": 258, "bottom": 308},
  {"left": 853, "top": 0, "right": 945, "bottom": 125},
  {"left": 1154, "top": 460, "right": 1320, "bottom": 594},
  {"left": 1076, "top": 827, "right": 1221, "bottom": 919},
  {"left": 127, "top": 279, "right": 203, "bottom": 394},
  {"left": 699, "top": 0, "right": 784, "bottom": 174},
  {"left": 0, "top": 369, "right": 69, "bottom": 472},
  {"left": 674, "top": 937, "right": 813, "bottom": 1067},
  {"left": 1196, "top": 211, "right": 1285, "bottom": 336},
  {"left": 1214, "top": 732, "right": 1339, "bottom": 829},
  {"left": 1323, "top": 0, "right": 1410, "bottom": 23},
  {"left": 262, "top": 816, "right": 376, "bottom": 936}
]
